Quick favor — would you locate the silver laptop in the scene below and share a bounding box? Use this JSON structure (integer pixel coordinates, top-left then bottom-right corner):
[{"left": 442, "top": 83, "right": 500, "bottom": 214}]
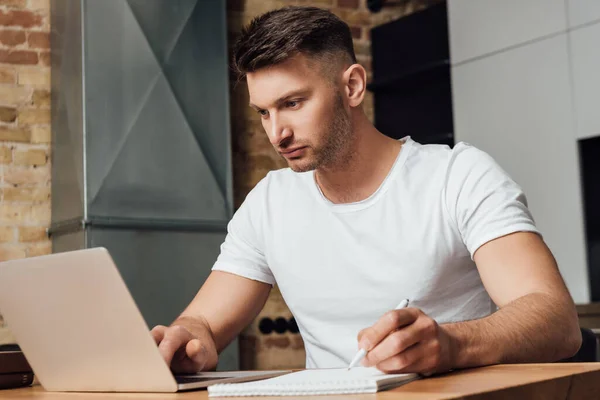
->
[{"left": 0, "top": 247, "right": 287, "bottom": 392}]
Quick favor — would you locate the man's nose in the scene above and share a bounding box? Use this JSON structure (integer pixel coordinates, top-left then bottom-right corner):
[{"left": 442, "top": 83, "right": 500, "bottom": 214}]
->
[{"left": 268, "top": 114, "right": 293, "bottom": 146}]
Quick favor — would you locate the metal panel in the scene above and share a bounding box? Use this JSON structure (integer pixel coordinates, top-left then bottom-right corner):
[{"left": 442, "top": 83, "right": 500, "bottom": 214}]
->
[
  {"left": 50, "top": 0, "right": 237, "bottom": 370},
  {"left": 141, "top": 0, "right": 233, "bottom": 208},
  {"left": 84, "top": 0, "right": 232, "bottom": 222},
  {"left": 52, "top": 229, "right": 85, "bottom": 254},
  {"left": 50, "top": 0, "right": 85, "bottom": 223},
  {"left": 87, "top": 227, "right": 238, "bottom": 371}
]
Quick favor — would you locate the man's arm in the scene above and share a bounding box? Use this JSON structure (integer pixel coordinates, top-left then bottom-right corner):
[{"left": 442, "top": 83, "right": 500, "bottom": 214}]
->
[
  {"left": 443, "top": 231, "right": 582, "bottom": 368},
  {"left": 359, "top": 231, "right": 582, "bottom": 374},
  {"left": 151, "top": 271, "right": 271, "bottom": 372}
]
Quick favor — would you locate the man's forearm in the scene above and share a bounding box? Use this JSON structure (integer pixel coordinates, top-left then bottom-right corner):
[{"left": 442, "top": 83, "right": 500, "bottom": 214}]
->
[
  {"left": 171, "top": 315, "right": 220, "bottom": 370},
  {"left": 442, "top": 292, "right": 582, "bottom": 369}
]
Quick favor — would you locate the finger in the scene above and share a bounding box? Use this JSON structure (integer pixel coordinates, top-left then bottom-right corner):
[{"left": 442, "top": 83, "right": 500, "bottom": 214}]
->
[
  {"left": 158, "top": 326, "right": 192, "bottom": 367},
  {"left": 396, "top": 344, "right": 441, "bottom": 376},
  {"left": 186, "top": 339, "right": 208, "bottom": 371},
  {"left": 362, "top": 324, "right": 421, "bottom": 367},
  {"left": 375, "top": 342, "right": 425, "bottom": 373},
  {"left": 359, "top": 308, "right": 419, "bottom": 351},
  {"left": 150, "top": 325, "right": 167, "bottom": 345},
  {"left": 377, "top": 339, "right": 442, "bottom": 375},
  {"left": 169, "top": 340, "right": 207, "bottom": 374},
  {"left": 357, "top": 328, "right": 367, "bottom": 344}
]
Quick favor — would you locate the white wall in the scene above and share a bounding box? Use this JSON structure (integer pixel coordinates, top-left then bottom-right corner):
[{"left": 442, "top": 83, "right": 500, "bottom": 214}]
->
[
  {"left": 567, "top": 0, "right": 600, "bottom": 28},
  {"left": 448, "top": 0, "right": 566, "bottom": 64},
  {"left": 570, "top": 22, "right": 600, "bottom": 139},
  {"left": 448, "top": 0, "right": 600, "bottom": 303}
]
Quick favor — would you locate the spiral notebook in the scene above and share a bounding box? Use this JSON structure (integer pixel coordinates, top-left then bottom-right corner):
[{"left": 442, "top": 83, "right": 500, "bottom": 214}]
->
[{"left": 207, "top": 367, "right": 419, "bottom": 397}]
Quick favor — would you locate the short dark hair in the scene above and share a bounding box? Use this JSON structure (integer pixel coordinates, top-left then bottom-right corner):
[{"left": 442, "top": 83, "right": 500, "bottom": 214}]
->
[{"left": 232, "top": 6, "right": 357, "bottom": 80}]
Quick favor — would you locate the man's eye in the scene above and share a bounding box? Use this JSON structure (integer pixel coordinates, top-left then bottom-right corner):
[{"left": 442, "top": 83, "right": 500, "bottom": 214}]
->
[
  {"left": 258, "top": 110, "right": 268, "bottom": 117},
  {"left": 286, "top": 101, "right": 299, "bottom": 108}
]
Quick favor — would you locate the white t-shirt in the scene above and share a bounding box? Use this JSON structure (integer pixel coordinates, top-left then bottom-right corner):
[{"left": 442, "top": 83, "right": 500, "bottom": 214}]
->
[{"left": 212, "top": 136, "right": 539, "bottom": 368}]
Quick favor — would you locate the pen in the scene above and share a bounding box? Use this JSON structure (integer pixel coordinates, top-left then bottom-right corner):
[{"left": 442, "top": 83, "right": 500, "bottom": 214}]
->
[{"left": 347, "top": 299, "right": 410, "bottom": 370}]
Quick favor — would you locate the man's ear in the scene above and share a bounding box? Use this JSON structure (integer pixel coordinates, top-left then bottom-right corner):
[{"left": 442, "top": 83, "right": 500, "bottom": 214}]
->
[{"left": 342, "top": 64, "right": 367, "bottom": 108}]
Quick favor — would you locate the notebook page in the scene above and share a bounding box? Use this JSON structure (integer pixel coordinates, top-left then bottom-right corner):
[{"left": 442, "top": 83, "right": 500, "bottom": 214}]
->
[{"left": 208, "top": 367, "right": 419, "bottom": 397}]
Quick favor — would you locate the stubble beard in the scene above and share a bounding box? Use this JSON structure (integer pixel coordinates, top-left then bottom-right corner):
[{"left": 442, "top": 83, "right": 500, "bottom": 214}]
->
[{"left": 287, "top": 93, "right": 354, "bottom": 173}]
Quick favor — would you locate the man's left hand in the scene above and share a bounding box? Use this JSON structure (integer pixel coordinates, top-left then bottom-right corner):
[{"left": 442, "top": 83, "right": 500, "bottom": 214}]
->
[{"left": 357, "top": 307, "right": 454, "bottom": 375}]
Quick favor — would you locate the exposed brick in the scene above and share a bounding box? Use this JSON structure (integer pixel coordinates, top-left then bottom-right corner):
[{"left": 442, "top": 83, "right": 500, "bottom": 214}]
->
[
  {"left": 0, "top": 226, "right": 14, "bottom": 242},
  {"left": 0, "top": 244, "right": 26, "bottom": 260},
  {"left": 0, "top": 145, "right": 11, "bottom": 163},
  {"left": 264, "top": 336, "right": 290, "bottom": 349},
  {"left": 29, "top": 202, "right": 50, "bottom": 224},
  {"left": 13, "top": 148, "right": 46, "bottom": 166},
  {"left": 296, "top": 0, "right": 333, "bottom": 6},
  {"left": 29, "top": 124, "right": 49, "bottom": 143},
  {"left": 0, "top": 203, "right": 49, "bottom": 225},
  {"left": 27, "top": 240, "right": 51, "bottom": 257},
  {"left": 38, "top": 50, "right": 49, "bottom": 66},
  {"left": 27, "top": 31, "right": 48, "bottom": 49},
  {"left": 0, "top": 0, "right": 51, "bottom": 263},
  {"left": 18, "top": 226, "right": 46, "bottom": 241},
  {"left": 0, "top": 127, "right": 29, "bottom": 142},
  {"left": 0, "top": 0, "right": 27, "bottom": 8},
  {"left": 314, "top": 0, "right": 336, "bottom": 5},
  {"left": 3, "top": 165, "right": 50, "bottom": 184},
  {"left": 0, "top": 49, "right": 38, "bottom": 64},
  {"left": 31, "top": 89, "right": 49, "bottom": 107},
  {"left": 238, "top": 335, "right": 258, "bottom": 370},
  {"left": 0, "top": 203, "right": 30, "bottom": 224},
  {"left": 356, "top": 54, "right": 371, "bottom": 71},
  {"left": 333, "top": 9, "right": 372, "bottom": 26},
  {"left": 17, "top": 68, "right": 48, "bottom": 86},
  {"left": 0, "top": 66, "right": 15, "bottom": 83},
  {"left": 290, "top": 335, "right": 304, "bottom": 350},
  {"left": 337, "top": 0, "right": 359, "bottom": 8},
  {"left": 0, "top": 106, "right": 16, "bottom": 122},
  {"left": 2, "top": 186, "right": 49, "bottom": 202},
  {"left": 18, "top": 108, "right": 49, "bottom": 124},
  {"left": 248, "top": 1, "right": 291, "bottom": 16},
  {"left": 353, "top": 41, "right": 370, "bottom": 57},
  {"left": 0, "top": 9, "right": 43, "bottom": 28},
  {"left": 27, "top": 0, "right": 49, "bottom": 12},
  {"left": 0, "top": 29, "right": 25, "bottom": 46},
  {"left": 349, "top": 25, "right": 361, "bottom": 39},
  {"left": 0, "top": 85, "right": 30, "bottom": 105},
  {"left": 246, "top": 154, "right": 280, "bottom": 187}
]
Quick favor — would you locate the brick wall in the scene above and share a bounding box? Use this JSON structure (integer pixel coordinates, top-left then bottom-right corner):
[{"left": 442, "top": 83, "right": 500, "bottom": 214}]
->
[
  {"left": 0, "top": 0, "right": 51, "bottom": 342},
  {"left": 227, "top": 0, "right": 442, "bottom": 368}
]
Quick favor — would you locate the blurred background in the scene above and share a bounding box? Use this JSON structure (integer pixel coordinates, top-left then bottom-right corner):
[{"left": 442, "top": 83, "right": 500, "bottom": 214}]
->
[{"left": 0, "top": 0, "right": 598, "bottom": 371}]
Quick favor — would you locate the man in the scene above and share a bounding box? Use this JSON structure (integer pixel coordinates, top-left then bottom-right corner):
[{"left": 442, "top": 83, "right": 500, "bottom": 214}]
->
[{"left": 151, "top": 6, "right": 581, "bottom": 375}]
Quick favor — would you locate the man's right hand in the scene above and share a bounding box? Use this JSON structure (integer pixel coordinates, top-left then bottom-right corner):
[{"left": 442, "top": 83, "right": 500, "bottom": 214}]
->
[
  {"left": 148, "top": 272, "right": 271, "bottom": 373},
  {"left": 151, "top": 324, "right": 209, "bottom": 374}
]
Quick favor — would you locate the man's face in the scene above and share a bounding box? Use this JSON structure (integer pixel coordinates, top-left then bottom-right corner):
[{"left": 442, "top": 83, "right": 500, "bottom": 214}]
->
[{"left": 247, "top": 54, "right": 353, "bottom": 172}]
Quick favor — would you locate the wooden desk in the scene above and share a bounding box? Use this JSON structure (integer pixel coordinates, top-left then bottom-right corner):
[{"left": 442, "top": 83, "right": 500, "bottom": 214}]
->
[{"left": 1, "top": 363, "right": 600, "bottom": 400}]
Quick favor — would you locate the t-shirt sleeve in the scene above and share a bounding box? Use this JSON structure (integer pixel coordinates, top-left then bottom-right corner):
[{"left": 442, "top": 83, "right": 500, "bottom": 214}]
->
[
  {"left": 444, "top": 143, "right": 541, "bottom": 258},
  {"left": 211, "top": 175, "right": 275, "bottom": 285}
]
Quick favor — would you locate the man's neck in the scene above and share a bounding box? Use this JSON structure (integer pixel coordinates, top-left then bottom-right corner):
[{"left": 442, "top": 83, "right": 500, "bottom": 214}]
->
[{"left": 314, "top": 114, "right": 403, "bottom": 204}]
